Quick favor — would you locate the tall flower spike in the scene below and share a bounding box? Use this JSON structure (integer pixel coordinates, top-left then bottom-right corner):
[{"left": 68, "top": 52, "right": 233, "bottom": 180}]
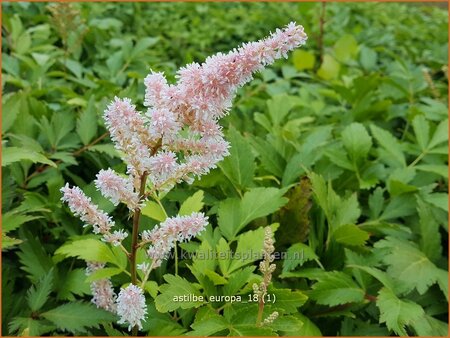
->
[
  {"left": 60, "top": 183, "right": 114, "bottom": 235},
  {"left": 254, "top": 226, "right": 277, "bottom": 327},
  {"left": 104, "top": 97, "right": 155, "bottom": 181},
  {"left": 95, "top": 168, "right": 139, "bottom": 210},
  {"left": 172, "top": 22, "right": 307, "bottom": 121},
  {"left": 116, "top": 284, "right": 147, "bottom": 331},
  {"left": 141, "top": 212, "right": 208, "bottom": 267},
  {"left": 86, "top": 262, "right": 117, "bottom": 313}
]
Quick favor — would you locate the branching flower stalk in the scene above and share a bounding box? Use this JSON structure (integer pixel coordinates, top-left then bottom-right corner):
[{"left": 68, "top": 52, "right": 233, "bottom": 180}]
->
[
  {"left": 253, "top": 227, "right": 278, "bottom": 327},
  {"left": 60, "top": 22, "right": 307, "bottom": 334}
]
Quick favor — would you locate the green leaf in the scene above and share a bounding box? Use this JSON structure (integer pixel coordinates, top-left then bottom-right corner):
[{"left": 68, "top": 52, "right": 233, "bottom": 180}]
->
[
  {"left": 191, "top": 240, "right": 216, "bottom": 277},
  {"left": 55, "top": 238, "right": 118, "bottom": 266},
  {"left": 189, "top": 314, "right": 229, "bottom": 336},
  {"left": 375, "top": 237, "right": 442, "bottom": 294},
  {"left": 2, "top": 92, "right": 25, "bottom": 133},
  {"left": 41, "top": 302, "right": 116, "bottom": 333},
  {"left": 308, "top": 271, "right": 365, "bottom": 306},
  {"left": 76, "top": 97, "right": 98, "bottom": 145},
  {"left": 204, "top": 269, "right": 228, "bottom": 285},
  {"left": 310, "top": 173, "right": 361, "bottom": 229},
  {"left": 417, "top": 198, "right": 442, "bottom": 262},
  {"left": 334, "top": 35, "right": 359, "bottom": 62},
  {"left": 293, "top": 313, "right": 322, "bottom": 336},
  {"left": 2, "top": 233, "right": 22, "bottom": 250},
  {"left": 423, "top": 192, "right": 448, "bottom": 212},
  {"left": 2, "top": 147, "right": 56, "bottom": 167},
  {"left": 250, "top": 136, "right": 286, "bottom": 177},
  {"left": 8, "top": 317, "right": 54, "bottom": 336},
  {"left": 18, "top": 231, "right": 54, "bottom": 281},
  {"left": 317, "top": 54, "right": 340, "bottom": 80},
  {"left": 428, "top": 118, "right": 448, "bottom": 149},
  {"left": 216, "top": 237, "right": 232, "bottom": 276},
  {"left": 85, "top": 267, "right": 123, "bottom": 283},
  {"left": 270, "top": 315, "right": 304, "bottom": 334},
  {"left": 292, "top": 49, "right": 316, "bottom": 70},
  {"left": 333, "top": 224, "right": 370, "bottom": 246},
  {"left": 239, "top": 188, "right": 288, "bottom": 231},
  {"left": 141, "top": 201, "right": 167, "bottom": 222},
  {"left": 412, "top": 315, "right": 449, "bottom": 336},
  {"left": 370, "top": 124, "right": 406, "bottom": 167},
  {"left": 130, "top": 37, "right": 160, "bottom": 58},
  {"left": 266, "top": 94, "right": 298, "bottom": 126},
  {"left": 217, "top": 198, "right": 241, "bottom": 241},
  {"left": 379, "top": 194, "right": 416, "bottom": 220},
  {"left": 228, "top": 226, "right": 275, "bottom": 274},
  {"left": 219, "top": 127, "right": 255, "bottom": 190},
  {"left": 218, "top": 188, "right": 288, "bottom": 240},
  {"left": 27, "top": 269, "right": 54, "bottom": 311},
  {"left": 368, "top": 187, "right": 384, "bottom": 219},
  {"left": 155, "top": 274, "right": 204, "bottom": 312},
  {"left": 57, "top": 268, "right": 91, "bottom": 300},
  {"left": 359, "top": 45, "right": 377, "bottom": 70},
  {"left": 416, "top": 164, "right": 448, "bottom": 179},
  {"left": 341, "top": 123, "right": 372, "bottom": 164},
  {"left": 179, "top": 190, "right": 204, "bottom": 216},
  {"left": 3, "top": 210, "right": 42, "bottom": 233},
  {"left": 283, "top": 243, "right": 320, "bottom": 272},
  {"left": 223, "top": 266, "right": 255, "bottom": 295},
  {"left": 144, "top": 281, "right": 159, "bottom": 299},
  {"left": 347, "top": 265, "right": 396, "bottom": 292},
  {"left": 376, "top": 287, "right": 424, "bottom": 336},
  {"left": 229, "top": 324, "right": 275, "bottom": 336},
  {"left": 270, "top": 287, "right": 308, "bottom": 313},
  {"left": 436, "top": 269, "right": 448, "bottom": 301},
  {"left": 412, "top": 115, "right": 429, "bottom": 151}
]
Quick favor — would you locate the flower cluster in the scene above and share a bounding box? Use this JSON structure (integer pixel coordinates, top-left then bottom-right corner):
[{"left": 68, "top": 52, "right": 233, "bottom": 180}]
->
[
  {"left": 103, "top": 22, "right": 306, "bottom": 193},
  {"left": 142, "top": 212, "right": 209, "bottom": 267},
  {"left": 85, "top": 262, "right": 117, "bottom": 313},
  {"left": 95, "top": 169, "right": 139, "bottom": 209},
  {"left": 116, "top": 284, "right": 148, "bottom": 331},
  {"left": 253, "top": 226, "right": 278, "bottom": 327}
]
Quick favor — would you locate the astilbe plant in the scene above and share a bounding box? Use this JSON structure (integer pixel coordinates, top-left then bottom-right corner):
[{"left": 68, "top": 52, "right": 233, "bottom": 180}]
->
[{"left": 60, "top": 22, "right": 307, "bottom": 334}]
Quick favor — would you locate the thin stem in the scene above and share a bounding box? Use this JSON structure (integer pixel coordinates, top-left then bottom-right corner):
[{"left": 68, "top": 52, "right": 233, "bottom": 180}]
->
[
  {"left": 256, "top": 298, "right": 264, "bottom": 326},
  {"left": 119, "top": 244, "right": 131, "bottom": 260},
  {"left": 140, "top": 261, "right": 155, "bottom": 289},
  {"left": 72, "top": 132, "right": 109, "bottom": 156},
  {"left": 408, "top": 150, "right": 427, "bottom": 167},
  {"left": 153, "top": 195, "right": 168, "bottom": 218},
  {"left": 130, "top": 173, "right": 148, "bottom": 285},
  {"left": 130, "top": 172, "right": 148, "bottom": 336}
]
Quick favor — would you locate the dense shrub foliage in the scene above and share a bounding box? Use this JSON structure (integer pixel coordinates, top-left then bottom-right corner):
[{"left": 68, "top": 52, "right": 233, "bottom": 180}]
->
[{"left": 2, "top": 2, "right": 448, "bottom": 336}]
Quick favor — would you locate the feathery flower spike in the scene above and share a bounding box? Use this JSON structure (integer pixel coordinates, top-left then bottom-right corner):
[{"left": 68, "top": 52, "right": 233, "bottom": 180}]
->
[
  {"left": 116, "top": 284, "right": 147, "bottom": 331},
  {"left": 86, "top": 262, "right": 117, "bottom": 313}
]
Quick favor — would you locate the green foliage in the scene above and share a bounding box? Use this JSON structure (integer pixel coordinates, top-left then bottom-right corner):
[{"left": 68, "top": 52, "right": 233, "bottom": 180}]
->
[
  {"left": 2, "top": 1, "right": 448, "bottom": 336},
  {"left": 376, "top": 288, "right": 425, "bottom": 336},
  {"left": 27, "top": 269, "right": 54, "bottom": 311},
  {"left": 41, "top": 302, "right": 116, "bottom": 334},
  {"left": 155, "top": 275, "right": 204, "bottom": 312}
]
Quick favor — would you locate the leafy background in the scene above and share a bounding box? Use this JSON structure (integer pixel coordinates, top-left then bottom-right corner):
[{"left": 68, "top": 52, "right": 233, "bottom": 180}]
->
[{"left": 2, "top": 1, "right": 449, "bottom": 336}]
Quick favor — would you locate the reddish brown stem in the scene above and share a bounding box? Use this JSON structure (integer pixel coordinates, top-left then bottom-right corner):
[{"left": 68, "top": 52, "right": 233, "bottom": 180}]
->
[{"left": 130, "top": 172, "right": 148, "bottom": 336}]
